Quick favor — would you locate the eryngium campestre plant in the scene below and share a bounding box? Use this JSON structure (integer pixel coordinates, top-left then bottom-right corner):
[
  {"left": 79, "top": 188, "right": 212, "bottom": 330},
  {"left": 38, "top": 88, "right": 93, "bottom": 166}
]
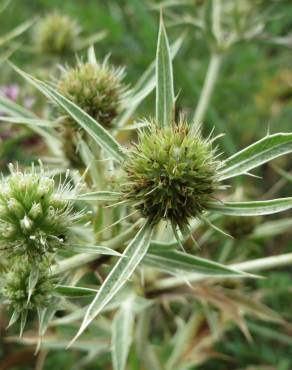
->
[
  {"left": 0, "top": 165, "right": 76, "bottom": 261},
  {"left": 58, "top": 61, "right": 127, "bottom": 128},
  {"left": 33, "top": 13, "right": 80, "bottom": 55},
  {"left": 121, "top": 118, "right": 222, "bottom": 228},
  {"left": 1, "top": 260, "right": 55, "bottom": 312}
]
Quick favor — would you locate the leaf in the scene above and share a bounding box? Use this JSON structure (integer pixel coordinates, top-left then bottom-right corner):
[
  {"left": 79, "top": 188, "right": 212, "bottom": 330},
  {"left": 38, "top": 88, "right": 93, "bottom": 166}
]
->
[
  {"left": 156, "top": 14, "right": 175, "bottom": 128},
  {"left": 0, "top": 93, "right": 37, "bottom": 118},
  {"left": 66, "top": 191, "right": 122, "bottom": 202},
  {"left": 220, "top": 133, "right": 292, "bottom": 180},
  {"left": 69, "top": 220, "right": 153, "bottom": 347},
  {"left": 70, "top": 244, "right": 122, "bottom": 256},
  {"left": 251, "top": 218, "right": 292, "bottom": 239},
  {"left": 11, "top": 64, "right": 126, "bottom": 162},
  {"left": 7, "top": 310, "right": 20, "bottom": 328},
  {"left": 117, "top": 35, "right": 184, "bottom": 128},
  {"left": 19, "top": 310, "right": 28, "bottom": 337},
  {"left": 0, "top": 18, "right": 36, "bottom": 47},
  {"left": 146, "top": 249, "right": 252, "bottom": 277},
  {"left": 27, "top": 265, "right": 39, "bottom": 304},
  {"left": 112, "top": 296, "right": 135, "bottom": 370},
  {"left": 55, "top": 285, "right": 98, "bottom": 297},
  {"left": 0, "top": 116, "right": 55, "bottom": 127},
  {"left": 38, "top": 298, "right": 59, "bottom": 337},
  {"left": 208, "top": 198, "right": 292, "bottom": 216}
]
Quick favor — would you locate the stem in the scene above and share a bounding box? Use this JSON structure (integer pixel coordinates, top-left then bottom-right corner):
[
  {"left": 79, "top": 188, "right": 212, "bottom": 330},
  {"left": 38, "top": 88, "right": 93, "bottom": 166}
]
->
[
  {"left": 192, "top": 52, "right": 222, "bottom": 127},
  {"left": 51, "top": 221, "right": 142, "bottom": 276},
  {"left": 151, "top": 253, "right": 292, "bottom": 291}
]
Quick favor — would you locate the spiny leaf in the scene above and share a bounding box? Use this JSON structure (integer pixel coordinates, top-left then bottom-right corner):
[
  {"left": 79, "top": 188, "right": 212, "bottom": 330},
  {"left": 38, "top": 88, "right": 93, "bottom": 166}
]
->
[
  {"left": 208, "top": 198, "right": 292, "bottom": 216},
  {"left": 220, "top": 133, "right": 292, "bottom": 180},
  {"left": 146, "top": 249, "right": 254, "bottom": 277},
  {"left": 68, "top": 220, "right": 153, "bottom": 347},
  {"left": 27, "top": 265, "right": 39, "bottom": 304},
  {"left": 156, "top": 14, "right": 175, "bottom": 128}
]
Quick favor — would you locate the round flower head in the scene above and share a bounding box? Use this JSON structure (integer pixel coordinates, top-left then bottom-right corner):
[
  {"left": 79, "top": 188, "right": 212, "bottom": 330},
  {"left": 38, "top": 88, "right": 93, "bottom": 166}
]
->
[
  {"left": 0, "top": 164, "right": 76, "bottom": 261},
  {"left": 121, "top": 118, "right": 222, "bottom": 228},
  {"left": 34, "top": 13, "right": 80, "bottom": 55},
  {"left": 57, "top": 61, "right": 127, "bottom": 128},
  {"left": 2, "top": 260, "right": 55, "bottom": 313}
]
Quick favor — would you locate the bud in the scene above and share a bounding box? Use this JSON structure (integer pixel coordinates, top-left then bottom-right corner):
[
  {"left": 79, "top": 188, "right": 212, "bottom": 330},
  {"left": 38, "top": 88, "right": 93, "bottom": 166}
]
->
[
  {"left": 121, "top": 118, "right": 222, "bottom": 228},
  {"left": 33, "top": 13, "right": 80, "bottom": 55},
  {"left": 58, "top": 61, "right": 127, "bottom": 128},
  {"left": 1, "top": 260, "right": 55, "bottom": 313},
  {"left": 57, "top": 61, "right": 128, "bottom": 167},
  {"left": 0, "top": 165, "right": 77, "bottom": 261}
]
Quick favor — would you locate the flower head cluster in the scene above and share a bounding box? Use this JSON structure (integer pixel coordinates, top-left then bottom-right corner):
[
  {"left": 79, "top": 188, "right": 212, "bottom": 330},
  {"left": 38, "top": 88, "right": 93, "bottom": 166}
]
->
[
  {"left": 34, "top": 13, "right": 80, "bottom": 55},
  {"left": 58, "top": 61, "right": 127, "bottom": 128},
  {"left": 1, "top": 260, "right": 55, "bottom": 312},
  {"left": 0, "top": 165, "right": 76, "bottom": 261},
  {"left": 121, "top": 118, "right": 222, "bottom": 228}
]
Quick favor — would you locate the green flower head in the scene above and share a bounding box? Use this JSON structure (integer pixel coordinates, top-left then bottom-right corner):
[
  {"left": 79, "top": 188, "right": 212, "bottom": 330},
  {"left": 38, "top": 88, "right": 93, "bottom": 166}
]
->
[
  {"left": 121, "top": 118, "right": 222, "bottom": 228},
  {"left": 0, "top": 164, "right": 76, "bottom": 261},
  {"left": 2, "top": 260, "right": 55, "bottom": 312},
  {"left": 58, "top": 61, "right": 128, "bottom": 128},
  {"left": 34, "top": 13, "right": 80, "bottom": 55}
]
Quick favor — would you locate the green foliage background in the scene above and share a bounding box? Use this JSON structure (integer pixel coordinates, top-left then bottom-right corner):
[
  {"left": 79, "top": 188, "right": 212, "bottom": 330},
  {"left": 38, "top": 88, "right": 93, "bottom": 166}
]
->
[{"left": 0, "top": 0, "right": 291, "bottom": 369}]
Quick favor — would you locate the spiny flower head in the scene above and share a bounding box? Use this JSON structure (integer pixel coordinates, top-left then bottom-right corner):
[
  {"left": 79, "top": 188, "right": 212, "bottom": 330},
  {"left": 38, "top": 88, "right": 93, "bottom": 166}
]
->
[
  {"left": 1, "top": 260, "right": 55, "bottom": 312},
  {"left": 121, "top": 118, "right": 222, "bottom": 228},
  {"left": 34, "top": 13, "right": 80, "bottom": 55},
  {"left": 0, "top": 164, "right": 76, "bottom": 261},
  {"left": 57, "top": 61, "right": 127, "bottom": 128}
]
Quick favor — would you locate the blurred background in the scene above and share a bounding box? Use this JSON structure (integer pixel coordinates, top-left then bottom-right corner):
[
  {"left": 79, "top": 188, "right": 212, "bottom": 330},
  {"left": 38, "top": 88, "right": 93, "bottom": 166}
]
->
[{"left": 0, "top": 0, "right": 291, "bottom": 369}]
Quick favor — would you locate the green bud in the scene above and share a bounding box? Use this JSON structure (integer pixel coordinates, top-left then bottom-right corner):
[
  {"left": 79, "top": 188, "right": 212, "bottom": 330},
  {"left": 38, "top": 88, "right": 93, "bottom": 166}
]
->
[
  {"left": 0, "top": 165, "right": 78, "bottom": 261},
  {"left": 1, "top": 260, "right": 55, "bottom": 313},
  {"left": 33, "top": 13, "right": 80, "bottom": 55}
]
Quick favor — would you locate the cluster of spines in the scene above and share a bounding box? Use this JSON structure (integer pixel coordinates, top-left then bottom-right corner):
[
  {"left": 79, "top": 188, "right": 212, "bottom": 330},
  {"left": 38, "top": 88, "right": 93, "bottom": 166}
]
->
[{"left": 121, "top": 118, "right": 223, "bottom": 229}]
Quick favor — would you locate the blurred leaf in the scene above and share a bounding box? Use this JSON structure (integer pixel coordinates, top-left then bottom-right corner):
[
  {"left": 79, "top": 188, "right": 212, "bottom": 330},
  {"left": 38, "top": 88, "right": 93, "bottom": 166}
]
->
[
  {"left": 112, "top": 296, "right": 135, "bottom": 370},
  {"left": 55, "top": 285, "right": 98, "bottom": 297},
  {"left": 70, "top": 244, "right": 122, "bottom": 256},
  {"left": 66, "top": 191, "right": 122, "bottom": 201}
]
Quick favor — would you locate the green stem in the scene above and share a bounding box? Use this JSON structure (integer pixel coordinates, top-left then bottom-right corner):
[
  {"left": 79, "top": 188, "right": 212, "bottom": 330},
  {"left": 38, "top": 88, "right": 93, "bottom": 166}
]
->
[{"left": 192, "top": 52, "right": 222, "bottom": 127}]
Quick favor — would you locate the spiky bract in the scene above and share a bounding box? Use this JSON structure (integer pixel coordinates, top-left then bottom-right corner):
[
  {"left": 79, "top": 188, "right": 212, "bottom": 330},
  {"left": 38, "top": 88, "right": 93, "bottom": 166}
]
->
[
  {"left": 0, "top": 165, "right": 75, "bottom": 261},
  {"left": 58, "top": 61, "right": 127, "bottom": 128},
  {"left": 34, "top": 13, "right": 80, "bottom": 55},
  {"left": 2, "top": 261, "right": 55, "bottom": 312},
  {"left": 121, "top": 119, "right": 222, "bottom": 228}
]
